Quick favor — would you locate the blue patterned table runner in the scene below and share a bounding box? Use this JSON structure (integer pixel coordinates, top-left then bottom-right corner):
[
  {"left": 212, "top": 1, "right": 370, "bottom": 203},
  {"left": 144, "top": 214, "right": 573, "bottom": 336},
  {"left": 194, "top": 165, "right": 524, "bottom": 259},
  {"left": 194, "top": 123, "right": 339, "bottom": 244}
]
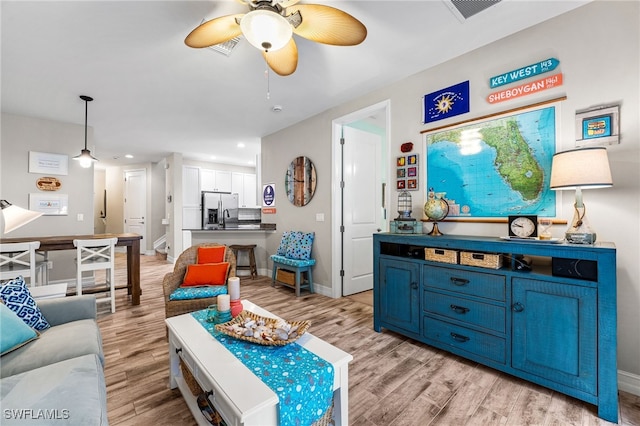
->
[{"left": 191, "top": 310, "right": 334, "bottom": 425}]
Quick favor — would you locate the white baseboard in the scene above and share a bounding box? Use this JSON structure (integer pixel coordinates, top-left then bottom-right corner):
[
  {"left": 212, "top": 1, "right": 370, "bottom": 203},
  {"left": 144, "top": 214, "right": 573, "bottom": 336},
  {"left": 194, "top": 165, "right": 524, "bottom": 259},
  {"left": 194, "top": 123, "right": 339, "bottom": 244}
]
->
[{"left": 619, "top": 370, "right": 640, "bottom": 396}]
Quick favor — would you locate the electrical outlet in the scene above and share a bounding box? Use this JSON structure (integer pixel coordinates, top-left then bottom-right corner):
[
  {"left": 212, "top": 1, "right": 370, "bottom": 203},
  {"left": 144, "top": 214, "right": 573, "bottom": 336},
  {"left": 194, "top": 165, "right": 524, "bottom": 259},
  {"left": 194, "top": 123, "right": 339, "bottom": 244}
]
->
[
  {"left": 316, "top": 213, "right": 325, "bottom": 222},
  {"left": 77, "top": 213, "right": 84, "bottom": 221}
]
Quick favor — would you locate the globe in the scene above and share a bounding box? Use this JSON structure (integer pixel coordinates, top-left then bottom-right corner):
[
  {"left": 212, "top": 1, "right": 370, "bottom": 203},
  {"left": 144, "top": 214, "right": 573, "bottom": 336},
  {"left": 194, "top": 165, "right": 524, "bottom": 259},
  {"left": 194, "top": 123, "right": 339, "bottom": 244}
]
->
[{"left": 424, "top": 190, "right": 449, "bottom": 236}]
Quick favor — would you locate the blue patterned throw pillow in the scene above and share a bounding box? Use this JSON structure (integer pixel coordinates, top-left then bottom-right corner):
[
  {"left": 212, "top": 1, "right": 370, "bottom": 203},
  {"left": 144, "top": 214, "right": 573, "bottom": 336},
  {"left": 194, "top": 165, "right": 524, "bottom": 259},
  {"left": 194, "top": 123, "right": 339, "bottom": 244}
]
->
[
  {"left": 276, "top": 231, "right": 293, "bottom": 256},
  {"left": 285, "top": 231, "right": 315, "bottom": 260},
  {"left": 0, "top": 276, "right": 50, "bottom": 331}
]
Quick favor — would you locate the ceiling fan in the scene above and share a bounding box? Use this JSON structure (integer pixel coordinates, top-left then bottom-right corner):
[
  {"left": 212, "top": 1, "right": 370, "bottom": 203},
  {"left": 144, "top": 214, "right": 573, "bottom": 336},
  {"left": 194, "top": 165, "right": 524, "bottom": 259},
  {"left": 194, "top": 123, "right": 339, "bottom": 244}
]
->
[{"left": 185, "top": 0, "right": 367, "bottom": 76}]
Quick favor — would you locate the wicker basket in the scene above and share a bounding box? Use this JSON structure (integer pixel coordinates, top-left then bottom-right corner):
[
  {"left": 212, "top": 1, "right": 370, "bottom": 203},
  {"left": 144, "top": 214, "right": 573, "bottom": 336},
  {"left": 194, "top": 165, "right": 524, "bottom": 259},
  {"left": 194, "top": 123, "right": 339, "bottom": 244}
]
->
[
  {"left": 460, "top": 251, "right": 503, "bottom": 269},
  {"left": 215, "top": 311, "right": 311, "bottom": 346},
  {"left": 276, "top": 269, "right": 296, "bottom": 286},
  {"left": 425, "top": 248, "right": 458, "bottom": 264},
  {"left": 312, "top": 403, "right": 334, "bottom": 426},
  {"left": 180, "top": 359, "right": 203, "bottom": 396}
]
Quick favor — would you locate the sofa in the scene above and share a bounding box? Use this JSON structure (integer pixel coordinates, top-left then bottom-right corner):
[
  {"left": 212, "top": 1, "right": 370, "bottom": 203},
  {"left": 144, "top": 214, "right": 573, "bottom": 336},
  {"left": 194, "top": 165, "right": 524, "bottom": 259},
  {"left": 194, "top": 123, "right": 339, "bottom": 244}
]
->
[{"left": 0, "top": 292, "right": 108, "bottom": 425}]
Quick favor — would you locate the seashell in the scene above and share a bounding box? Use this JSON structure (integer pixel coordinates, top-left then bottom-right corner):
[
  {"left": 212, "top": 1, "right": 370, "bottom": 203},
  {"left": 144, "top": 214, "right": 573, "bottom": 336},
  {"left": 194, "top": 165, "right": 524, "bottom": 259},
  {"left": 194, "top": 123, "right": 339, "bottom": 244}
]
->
[
  {"left": 288, "top": 325, "right": 299, "bottom": 334},
  {"left": 288, "top": 331, "right": 298, "bottom": 340},
  {"left": 244, "top": 319, "right": 256, "bottom": 328},
  {"left": 244, "top": 329, "right": 254, "bottom": 337},
  {"left": 275, "top": 328, "right": 289, "bottom": 341}
]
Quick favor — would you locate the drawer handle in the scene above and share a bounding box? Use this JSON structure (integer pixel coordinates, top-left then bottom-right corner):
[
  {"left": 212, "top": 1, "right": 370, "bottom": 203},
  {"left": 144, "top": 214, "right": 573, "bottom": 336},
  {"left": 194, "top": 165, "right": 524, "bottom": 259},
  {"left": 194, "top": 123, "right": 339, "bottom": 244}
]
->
[
  {"left": 512, "top": 302, "right": 525, "bottom": 312},
  {"left": 450, "top": 304, "right": 470, "bottom": 314},
  {"left": 450, "top": 332, "right": 470, "bottom": 343},
  {"left": 411, "top": 281, "right": 418, "bottom": 289},
  {"left": 175, "top": 347, "right": 182, "bottom": 354},
  {"left": 450, "top": 277, "right": 469, "bottom": 286}
]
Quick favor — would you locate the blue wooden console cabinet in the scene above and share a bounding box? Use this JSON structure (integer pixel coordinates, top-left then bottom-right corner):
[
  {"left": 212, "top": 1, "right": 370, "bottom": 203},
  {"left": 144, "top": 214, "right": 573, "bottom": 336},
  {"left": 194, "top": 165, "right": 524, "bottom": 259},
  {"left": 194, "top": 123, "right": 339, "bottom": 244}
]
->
[{"left": 373, "top": 233, "right": 618, "bottom": 422}]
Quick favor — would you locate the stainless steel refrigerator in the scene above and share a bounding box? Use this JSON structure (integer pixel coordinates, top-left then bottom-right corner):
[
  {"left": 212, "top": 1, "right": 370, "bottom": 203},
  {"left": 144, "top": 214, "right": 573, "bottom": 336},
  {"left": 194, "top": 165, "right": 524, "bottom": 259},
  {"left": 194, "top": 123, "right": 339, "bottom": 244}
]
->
[{"left": 202, "top": 191, "right": 239, "bottom": 229}]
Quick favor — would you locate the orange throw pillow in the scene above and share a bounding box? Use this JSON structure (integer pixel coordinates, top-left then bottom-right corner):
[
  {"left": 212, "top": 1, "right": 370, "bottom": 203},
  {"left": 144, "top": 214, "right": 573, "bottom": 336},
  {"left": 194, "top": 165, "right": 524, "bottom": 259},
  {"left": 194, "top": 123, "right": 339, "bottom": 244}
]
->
[
  {"left": 197, "top": 246, "right": 226, "bottom": 264},
  {"left": 182, "top": 262, "right": 230, "bottom": 286}
]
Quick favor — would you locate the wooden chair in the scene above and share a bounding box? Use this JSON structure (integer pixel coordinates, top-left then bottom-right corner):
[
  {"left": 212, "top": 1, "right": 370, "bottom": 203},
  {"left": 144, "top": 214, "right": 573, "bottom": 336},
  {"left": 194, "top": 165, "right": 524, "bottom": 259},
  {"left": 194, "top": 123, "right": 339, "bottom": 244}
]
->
[
  {"left": 73, "top": 237, "right": 118, "bottom": 313},
  {"left": 162, "top": 243, "right": 236, "bottom": 319},
  {"left": 0, "top": 241, "right": 48, "bottom": 286}
]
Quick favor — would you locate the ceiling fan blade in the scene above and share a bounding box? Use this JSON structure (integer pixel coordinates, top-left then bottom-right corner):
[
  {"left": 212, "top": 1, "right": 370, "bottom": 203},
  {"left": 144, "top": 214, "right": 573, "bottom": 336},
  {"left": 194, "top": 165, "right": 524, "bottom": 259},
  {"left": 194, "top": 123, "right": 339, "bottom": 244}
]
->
[
  {"left": 288, "top": 5, "right": 367, "bottom": 46},
  {"left": 185, "top": 14, "right": 244, "bottom": 48},
  {"left": 263, "top": 38, "right": 298, "bottom": 76}
]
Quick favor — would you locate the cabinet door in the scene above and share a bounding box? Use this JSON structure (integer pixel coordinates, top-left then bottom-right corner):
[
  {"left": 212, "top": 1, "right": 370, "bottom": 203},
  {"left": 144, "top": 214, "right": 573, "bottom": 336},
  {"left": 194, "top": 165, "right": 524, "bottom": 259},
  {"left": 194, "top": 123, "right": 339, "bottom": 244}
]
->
[
  {"left": 182, "top": 207, "right": 201, "bottom": 229},
  {"left": 379, "top": 258, "right": 420, "bottom": 333},
  {"left": 182, "top": 166, "right": 200, "bottom": 207},
  {"left": 215, "top": 170, "right": 232, "bottom": 192},
  {"left": 512, "top": 278, "right": 597, "bottom": 395},
  {"left": 200, "top": 169, "right": 215, "bottom": 191},
  {"left": 243, "top": 173, "right": 258, "bottom": 208}
]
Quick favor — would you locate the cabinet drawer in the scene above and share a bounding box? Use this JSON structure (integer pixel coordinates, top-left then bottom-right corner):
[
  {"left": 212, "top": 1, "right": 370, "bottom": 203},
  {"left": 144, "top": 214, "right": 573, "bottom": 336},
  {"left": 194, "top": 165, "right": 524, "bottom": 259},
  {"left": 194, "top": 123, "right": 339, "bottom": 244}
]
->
[
  {"left": 423, "top": 317, "right": 506, "bottom": 364},
  {"left": 424, "top": 265, "right": 505, "bottom": 301},
  {"left": 423, "top": 290, "right": 505, "bottom": 333}
]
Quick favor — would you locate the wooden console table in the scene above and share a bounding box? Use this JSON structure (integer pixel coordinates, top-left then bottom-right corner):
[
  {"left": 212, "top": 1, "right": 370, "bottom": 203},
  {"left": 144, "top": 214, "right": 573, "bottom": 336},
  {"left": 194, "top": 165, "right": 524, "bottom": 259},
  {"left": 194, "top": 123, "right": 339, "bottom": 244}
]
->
[{"left": 0, "top": 233, "right": 143, "bottom": 305}]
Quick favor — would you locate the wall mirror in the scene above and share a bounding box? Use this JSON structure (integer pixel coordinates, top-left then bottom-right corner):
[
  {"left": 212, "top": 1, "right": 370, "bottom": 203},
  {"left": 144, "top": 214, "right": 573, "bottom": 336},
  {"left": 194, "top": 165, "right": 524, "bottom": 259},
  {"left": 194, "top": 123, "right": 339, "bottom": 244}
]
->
[{"left": 285, "top": 156, "right": 317, "bottom": 206}]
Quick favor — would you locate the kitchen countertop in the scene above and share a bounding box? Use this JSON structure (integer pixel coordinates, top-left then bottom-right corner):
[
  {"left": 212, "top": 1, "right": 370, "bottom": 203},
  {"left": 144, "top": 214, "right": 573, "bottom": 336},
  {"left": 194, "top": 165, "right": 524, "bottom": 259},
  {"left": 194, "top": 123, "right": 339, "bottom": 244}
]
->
[{"left": 186, "top": 223, "right": 276, "bottom": 232}]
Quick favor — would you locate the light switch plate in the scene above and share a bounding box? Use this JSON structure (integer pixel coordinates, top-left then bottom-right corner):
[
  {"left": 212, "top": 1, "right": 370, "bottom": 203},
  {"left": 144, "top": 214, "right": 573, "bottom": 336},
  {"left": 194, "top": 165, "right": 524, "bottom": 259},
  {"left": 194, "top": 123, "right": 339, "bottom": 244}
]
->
[{"left": 316, "top": 213, "right": 324, "bottom": 222}]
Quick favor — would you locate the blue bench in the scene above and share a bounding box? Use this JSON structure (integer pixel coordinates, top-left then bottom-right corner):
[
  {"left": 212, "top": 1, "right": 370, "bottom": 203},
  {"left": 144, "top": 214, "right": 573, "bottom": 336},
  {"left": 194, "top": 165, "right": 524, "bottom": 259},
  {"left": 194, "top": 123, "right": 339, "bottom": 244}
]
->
[{"left": 270, "top": 231, "right": 315, "bottom": 297}]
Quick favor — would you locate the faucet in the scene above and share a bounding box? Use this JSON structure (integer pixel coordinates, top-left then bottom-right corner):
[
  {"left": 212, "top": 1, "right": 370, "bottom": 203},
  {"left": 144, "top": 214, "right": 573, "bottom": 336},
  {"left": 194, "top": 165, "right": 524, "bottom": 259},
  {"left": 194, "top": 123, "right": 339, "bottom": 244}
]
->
[{"left": 222, "top": 209, "right": 230, "bottom": 227}]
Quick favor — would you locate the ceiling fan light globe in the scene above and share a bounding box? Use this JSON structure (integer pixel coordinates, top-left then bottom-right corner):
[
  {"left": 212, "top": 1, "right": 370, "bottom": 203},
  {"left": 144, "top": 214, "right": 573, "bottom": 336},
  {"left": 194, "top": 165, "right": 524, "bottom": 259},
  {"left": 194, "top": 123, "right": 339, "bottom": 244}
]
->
[{"left": 241, "top": 9, "right": 292, "bottom": 52}]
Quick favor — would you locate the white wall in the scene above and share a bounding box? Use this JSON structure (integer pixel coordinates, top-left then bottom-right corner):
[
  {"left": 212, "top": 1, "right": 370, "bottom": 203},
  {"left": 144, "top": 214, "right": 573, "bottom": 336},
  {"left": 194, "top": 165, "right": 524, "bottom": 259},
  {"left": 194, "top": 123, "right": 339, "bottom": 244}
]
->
[
  {"left": 0, "top": 113, "right": 95, "bottom": 281},
  {"left": 261, "top": 1, "right": 640, "bottom": 383}
]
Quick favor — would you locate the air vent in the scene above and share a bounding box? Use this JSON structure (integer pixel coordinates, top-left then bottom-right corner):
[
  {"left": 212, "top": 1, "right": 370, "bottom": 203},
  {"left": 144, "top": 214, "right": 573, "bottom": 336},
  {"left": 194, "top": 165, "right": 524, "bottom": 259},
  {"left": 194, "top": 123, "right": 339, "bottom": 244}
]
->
[
  {"left": 207, "top": 37, "right": 241, "bottom": 56},
  {"left": 444, "top": 0, "right": 502, "bottom": 21}
]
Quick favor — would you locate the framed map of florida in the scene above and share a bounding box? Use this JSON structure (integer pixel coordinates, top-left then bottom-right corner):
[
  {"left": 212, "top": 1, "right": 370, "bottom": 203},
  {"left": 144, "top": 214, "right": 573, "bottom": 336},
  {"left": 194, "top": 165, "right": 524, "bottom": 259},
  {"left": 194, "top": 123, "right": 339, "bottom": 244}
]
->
[{"left": 423, "top": 101, "right": 560, "bottom": 218}]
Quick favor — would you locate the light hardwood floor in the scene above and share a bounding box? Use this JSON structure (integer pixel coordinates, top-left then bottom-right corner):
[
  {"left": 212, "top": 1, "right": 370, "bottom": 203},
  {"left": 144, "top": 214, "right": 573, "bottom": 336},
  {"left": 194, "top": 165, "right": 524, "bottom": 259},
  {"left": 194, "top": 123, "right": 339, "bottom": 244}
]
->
[{"left": 99, "top": 254, "right": 640, "bottom": 425}]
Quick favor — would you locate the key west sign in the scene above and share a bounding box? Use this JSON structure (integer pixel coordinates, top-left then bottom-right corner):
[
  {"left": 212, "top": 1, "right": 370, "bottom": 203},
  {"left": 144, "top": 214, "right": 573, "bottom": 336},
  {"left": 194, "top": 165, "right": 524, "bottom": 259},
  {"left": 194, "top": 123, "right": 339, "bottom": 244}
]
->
[{"left": 489, "top": 58, "right": 559, "bottom": 89}]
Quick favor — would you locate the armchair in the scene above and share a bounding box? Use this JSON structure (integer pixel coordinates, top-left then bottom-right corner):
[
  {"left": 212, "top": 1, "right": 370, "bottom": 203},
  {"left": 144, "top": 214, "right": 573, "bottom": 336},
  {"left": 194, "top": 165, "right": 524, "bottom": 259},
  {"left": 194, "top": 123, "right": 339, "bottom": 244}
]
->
[{"left": 163, "top": 243, "right": 236, "bottom": 319}]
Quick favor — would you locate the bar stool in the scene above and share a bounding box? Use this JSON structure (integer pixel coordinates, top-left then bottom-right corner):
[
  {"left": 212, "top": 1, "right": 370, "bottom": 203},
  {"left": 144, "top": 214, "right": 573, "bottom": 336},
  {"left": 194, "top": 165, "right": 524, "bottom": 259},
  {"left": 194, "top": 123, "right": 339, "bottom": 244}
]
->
[{"left": 229, "top": 244, "right": 258, "bottom": 279}]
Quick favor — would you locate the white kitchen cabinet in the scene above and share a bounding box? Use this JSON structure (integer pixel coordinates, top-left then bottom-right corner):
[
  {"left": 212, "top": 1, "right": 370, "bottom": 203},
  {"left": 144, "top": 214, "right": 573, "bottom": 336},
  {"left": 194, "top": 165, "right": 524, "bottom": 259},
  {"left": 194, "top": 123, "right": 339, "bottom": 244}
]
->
[
  {"left": 201, "top": 169, "right": 232, "bottom": 193},
  {"left": 232, "top": 172, "right": 258, "bottom": 208},
  {"left": 182, "top": 166, "right": 202, "bottom": 229}
]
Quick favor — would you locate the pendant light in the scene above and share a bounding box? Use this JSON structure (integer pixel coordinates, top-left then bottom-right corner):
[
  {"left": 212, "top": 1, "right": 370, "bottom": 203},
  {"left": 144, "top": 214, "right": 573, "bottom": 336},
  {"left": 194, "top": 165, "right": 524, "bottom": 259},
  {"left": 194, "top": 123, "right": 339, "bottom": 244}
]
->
[{"left": 73, "top": 95, "right": 98, "bottom": 168}]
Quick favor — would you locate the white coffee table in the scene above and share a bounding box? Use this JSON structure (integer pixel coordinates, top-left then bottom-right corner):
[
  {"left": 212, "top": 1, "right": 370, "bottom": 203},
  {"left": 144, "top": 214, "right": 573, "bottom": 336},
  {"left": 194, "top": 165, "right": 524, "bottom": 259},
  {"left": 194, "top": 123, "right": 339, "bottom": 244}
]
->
[{"left": 166, "top": 300, "right": 353, "bottom": 426}]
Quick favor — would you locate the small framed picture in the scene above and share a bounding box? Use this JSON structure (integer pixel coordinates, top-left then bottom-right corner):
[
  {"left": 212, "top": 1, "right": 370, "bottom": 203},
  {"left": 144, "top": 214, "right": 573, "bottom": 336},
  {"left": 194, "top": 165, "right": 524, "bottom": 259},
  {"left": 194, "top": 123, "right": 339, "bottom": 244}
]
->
[
  {"left": 407, "top": 167, "right": 417, "bottom": 177},
  {"left": 29, "top": 151, "right": 69, "bottom": 176},
  {"left": 575, "top": 104, "right": 620, "bottom": 147},
  {"left": 407, "top": 179, "right": 417, "bottom": 189},
  {"left": 397, "top": 180, "right": 406, "bottom": 190},
  {"left": 397, "top": 156, "right": 406, "bottom": 167},
  {"left": 407, "top": 154, "right": 418, "bottom": 165},
  {"left": 397, "top": 168, "right": 406, "bottom": 178}
]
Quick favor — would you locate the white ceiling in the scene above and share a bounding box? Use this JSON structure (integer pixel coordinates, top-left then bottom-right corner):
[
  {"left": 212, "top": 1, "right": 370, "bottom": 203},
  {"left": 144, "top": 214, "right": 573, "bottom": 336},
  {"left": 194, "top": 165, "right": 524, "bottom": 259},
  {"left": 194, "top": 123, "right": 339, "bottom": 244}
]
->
[{"left": 1, "top": 1, "right": 589, "bottom": 169}]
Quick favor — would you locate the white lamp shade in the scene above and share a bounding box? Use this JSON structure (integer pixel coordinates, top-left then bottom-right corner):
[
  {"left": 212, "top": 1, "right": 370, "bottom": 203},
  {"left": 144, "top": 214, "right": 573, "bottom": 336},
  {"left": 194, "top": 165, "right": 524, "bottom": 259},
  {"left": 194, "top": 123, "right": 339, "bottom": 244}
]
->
[
  {"left": 550, "top": 147, "right": 613, "bottom": 190},
  {"left": 1, "top": 202, "right": 43, "bottom": 234},
  {"left": 240, "top": 9, "right": 292, "bottom": 52}
]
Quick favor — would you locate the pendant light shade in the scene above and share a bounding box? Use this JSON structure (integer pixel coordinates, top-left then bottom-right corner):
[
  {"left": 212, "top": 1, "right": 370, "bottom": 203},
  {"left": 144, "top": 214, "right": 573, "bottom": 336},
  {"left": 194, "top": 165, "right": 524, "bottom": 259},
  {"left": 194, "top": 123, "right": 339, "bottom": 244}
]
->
[
  {"left": 73, "top": 95, "right": 98, "bottom": 168},
  {"left": 0, "top": 199, "right": 43, "bottom": 234}
]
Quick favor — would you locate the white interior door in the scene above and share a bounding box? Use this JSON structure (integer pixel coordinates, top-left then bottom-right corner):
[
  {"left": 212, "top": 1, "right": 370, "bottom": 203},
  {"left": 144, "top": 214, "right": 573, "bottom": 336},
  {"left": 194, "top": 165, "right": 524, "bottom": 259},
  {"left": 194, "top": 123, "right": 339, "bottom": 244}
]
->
[
  {"left": 342, "top": 126, "right": 382, "bottom": 296},
  {"left": 124, "top": 169, "right": 147, "bottom": 243}
]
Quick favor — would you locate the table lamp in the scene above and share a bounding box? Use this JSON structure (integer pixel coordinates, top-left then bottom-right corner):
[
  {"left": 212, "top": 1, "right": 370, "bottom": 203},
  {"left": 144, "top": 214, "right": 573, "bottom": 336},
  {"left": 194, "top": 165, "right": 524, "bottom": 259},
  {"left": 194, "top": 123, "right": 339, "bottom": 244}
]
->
[
  {"left": 549, "top": 147, "right": 613, "bottom": 244},
  {"left": 0, "top": 199, "right": 43, "bottom": 234}
]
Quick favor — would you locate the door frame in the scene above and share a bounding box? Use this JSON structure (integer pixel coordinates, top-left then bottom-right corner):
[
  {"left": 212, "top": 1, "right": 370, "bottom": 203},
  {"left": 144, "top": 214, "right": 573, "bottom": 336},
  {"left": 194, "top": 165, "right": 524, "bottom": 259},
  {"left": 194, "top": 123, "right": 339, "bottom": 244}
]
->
[{"left": 331, "top": 100, "right": 391, "bottom": 298}]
